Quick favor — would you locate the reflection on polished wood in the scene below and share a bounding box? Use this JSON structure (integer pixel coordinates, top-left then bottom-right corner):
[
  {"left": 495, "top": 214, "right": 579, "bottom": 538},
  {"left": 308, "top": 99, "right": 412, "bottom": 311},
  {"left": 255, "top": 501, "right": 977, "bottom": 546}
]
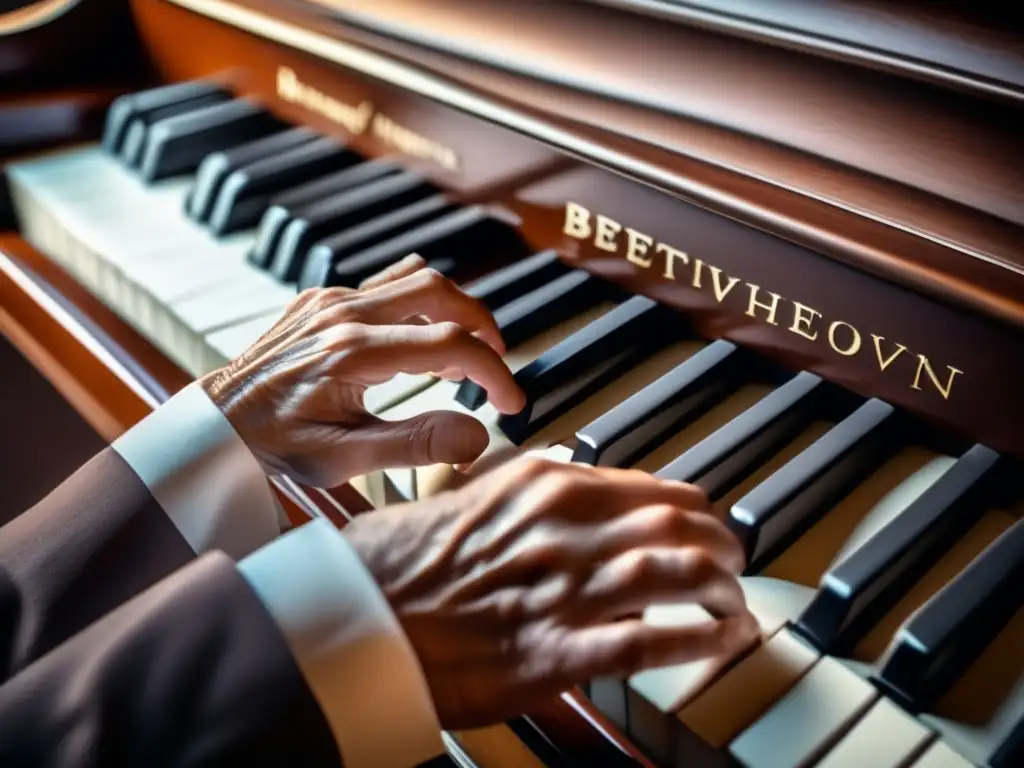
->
[{"left": 0, "top": 233, "right": 334, "bottom": 529}]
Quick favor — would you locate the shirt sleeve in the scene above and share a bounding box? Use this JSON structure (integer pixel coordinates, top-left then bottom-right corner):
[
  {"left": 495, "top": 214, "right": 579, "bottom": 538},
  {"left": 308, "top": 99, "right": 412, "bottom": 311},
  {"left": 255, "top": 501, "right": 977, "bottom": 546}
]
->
[
  {"left": 237, "top": 519, "right": 446, "bottom": 768},
  {"left": 111, "top": 381, "right": 280, "bottom": 560}
]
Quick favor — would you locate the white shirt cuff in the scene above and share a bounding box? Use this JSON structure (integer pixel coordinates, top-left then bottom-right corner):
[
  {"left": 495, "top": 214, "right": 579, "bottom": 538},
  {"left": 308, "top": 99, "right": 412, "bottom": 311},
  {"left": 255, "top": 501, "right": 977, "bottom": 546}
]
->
[
  {"left": 237, "top": 519, "right": 445, "bottom": 768},
  {"left": 111, "top": 381, "right": 280, "bottom": 560}
]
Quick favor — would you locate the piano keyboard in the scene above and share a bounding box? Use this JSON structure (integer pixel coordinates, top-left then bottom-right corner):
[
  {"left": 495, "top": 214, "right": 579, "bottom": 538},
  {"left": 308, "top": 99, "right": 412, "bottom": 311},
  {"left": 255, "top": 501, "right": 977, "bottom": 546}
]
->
[
  {"left": 6, "top": 83, "right": 528, "bottom": 378},
  {"left": 6, "top": 80, "right": 1022, "bottom": 768}
]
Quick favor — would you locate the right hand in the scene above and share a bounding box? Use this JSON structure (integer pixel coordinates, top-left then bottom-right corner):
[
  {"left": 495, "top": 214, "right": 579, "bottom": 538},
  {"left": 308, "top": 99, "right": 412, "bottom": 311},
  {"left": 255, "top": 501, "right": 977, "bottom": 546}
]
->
[{"left": 342, "top": 455, "right": 757, "bottom": 730}]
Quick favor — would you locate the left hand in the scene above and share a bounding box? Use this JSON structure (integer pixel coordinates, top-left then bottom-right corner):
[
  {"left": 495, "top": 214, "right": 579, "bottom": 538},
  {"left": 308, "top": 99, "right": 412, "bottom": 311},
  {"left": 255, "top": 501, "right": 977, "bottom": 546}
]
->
[{"left": 198, "top": 255, "right": 525, "bottom": 488}]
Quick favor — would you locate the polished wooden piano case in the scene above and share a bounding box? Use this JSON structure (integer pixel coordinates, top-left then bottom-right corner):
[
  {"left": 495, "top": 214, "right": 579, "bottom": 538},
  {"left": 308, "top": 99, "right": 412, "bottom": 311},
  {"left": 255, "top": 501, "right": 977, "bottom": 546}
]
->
[{"left": 2, "top": 1, "right": 1022, "bottom": 767}]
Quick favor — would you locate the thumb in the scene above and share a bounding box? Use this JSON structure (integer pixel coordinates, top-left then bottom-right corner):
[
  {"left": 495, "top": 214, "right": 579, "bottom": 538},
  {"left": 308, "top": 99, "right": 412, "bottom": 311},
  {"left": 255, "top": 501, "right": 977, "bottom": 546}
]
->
[{"left": 357, "top": 410, "right": 490, "bottom": 470}]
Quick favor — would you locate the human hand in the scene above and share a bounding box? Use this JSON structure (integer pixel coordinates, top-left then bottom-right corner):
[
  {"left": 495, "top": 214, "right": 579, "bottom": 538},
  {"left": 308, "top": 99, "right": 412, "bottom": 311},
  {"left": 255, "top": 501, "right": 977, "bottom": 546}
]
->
[
  {"left": 341, "top": 455, "right": 756, "bottom": 729},
  {"left": 198, "top": 255, "right": 525, "bottom": 488}
]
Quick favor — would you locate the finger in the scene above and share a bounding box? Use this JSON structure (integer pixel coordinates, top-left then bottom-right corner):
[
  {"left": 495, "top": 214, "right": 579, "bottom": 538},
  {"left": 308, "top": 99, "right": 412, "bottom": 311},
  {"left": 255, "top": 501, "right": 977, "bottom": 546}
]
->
[
  {"left": 341, "top": 323, "right": 525, "bottom": 414},
  {"left": 345, "top": 410, "right": 491, "bottom": 471},
  {"left": 572, "top": 546, "right": 749, "bottom": 624},
  {"left": 354, "top": 267, "right": 506, "bottom": 356},
  {"left": 591, "top": 504, "right": 745, "bottom": 574},
  {"left": 358, "top": 253, "right": 427, "bottom": 290},
  {"left": 491, "top": 462, "right": 712, "bottom": 532},
  {"left": 589, "top": 465, "right": 713, "bottom": 515},
  {"left": 557, "top": 612, "right": 759, "bottom": 685}
]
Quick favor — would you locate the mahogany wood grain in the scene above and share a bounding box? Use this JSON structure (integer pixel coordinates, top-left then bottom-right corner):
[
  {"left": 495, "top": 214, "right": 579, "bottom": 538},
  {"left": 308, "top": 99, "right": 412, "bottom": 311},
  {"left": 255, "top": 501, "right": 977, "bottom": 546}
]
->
[{"left": 121, "top": 0, "right": 1024, "bottom": 464}]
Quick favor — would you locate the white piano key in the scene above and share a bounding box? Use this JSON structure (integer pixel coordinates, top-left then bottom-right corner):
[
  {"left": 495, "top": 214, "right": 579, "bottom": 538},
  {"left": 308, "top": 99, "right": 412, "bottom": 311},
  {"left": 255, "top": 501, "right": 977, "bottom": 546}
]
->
[
  {"left": 815, "top": 698, "right": 934, "bottom": 768},
  {"left": 527, "top": 443, "right": 575, "bottom": 463},
  {"left": 204, "top": 311, "right": 282, "bottom": 367},
  {"left": 761, "top": 447, "right": 951, "bottom": 590},
  {"left": 367, "top": 304, "right": 616, "bottom": 502},
  {"left": 350, "top": 402, "right": 561, "bottom": 510},
  {"left": 377, "top": 379, "right": 466, "bottom": 501},
  {"left": 919, "top": 607, "right": 1024, "bottom": 767},
  {"left": 629, "top": 577, "right": 816, "bottom": 714},
  {"left": 909, "top": 741, "right": 975, "bottom": 768},
  {"left": 414, "top": 339, "right": 706, "bottom": 500},
  {"left": 170, "top": 272, "right": 294, "bottom": 335},
  {"left": 828, "top": 452, "right": 956, "bottom": 569},
  {"left": 678, "top": 628, "right": 820, "bottom": 749},
  {"left": 363, "top": 373, "right": 438, "bottom": 414},
  {"left": 630, "top": 383, "right": 774, "bottom": 475},
  {"left": 852, "top": 508, "right": 1017, "bottom": 663},
  {"left": 728, "top": 655, "right": 879, "bottom": 768}
]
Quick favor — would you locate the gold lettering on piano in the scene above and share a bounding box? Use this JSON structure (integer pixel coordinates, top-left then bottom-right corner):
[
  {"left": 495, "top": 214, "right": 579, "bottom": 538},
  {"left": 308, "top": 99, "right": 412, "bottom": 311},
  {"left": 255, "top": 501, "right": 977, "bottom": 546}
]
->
[
  {"left": 624, "top": 228, "right": 654, "bottom": 267},
  {"left": 790, "top": 302, "right": 821, "bottom": 341},
  {"left": 658, "top": 244, "right": 689, "bottom": 279},
  {"left": 745, "top": 283, "right": 780, "bottom": 323},
  {"left": 277, "top": 67, "right": 373, "bottom": 134},
  {"left": 562, "top": 203, "right": 964, "bottom": 401},
  {"left": 275, "top": 68, "right": 459, "bottom": 171},
  {"left": 370, "top": 113, "right": 459, "bottom": 172}
]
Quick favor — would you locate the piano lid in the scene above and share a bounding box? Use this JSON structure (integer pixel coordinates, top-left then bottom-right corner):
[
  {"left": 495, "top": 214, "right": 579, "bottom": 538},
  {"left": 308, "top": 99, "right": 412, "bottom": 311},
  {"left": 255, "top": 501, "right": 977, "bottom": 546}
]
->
[
  {"left": 307, "top": 0, "right": 1024, "bottom": 231},
  {"left": 588, "top": 0, "right": 1024, "bottom": 102}
]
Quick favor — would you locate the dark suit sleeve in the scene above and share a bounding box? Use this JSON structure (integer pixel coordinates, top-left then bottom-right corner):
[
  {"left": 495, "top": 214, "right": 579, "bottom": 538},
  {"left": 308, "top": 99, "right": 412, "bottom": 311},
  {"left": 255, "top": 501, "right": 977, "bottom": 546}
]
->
[
  {"left": 0, "top": 551, "right": 342, "bottom": 768},
  {"left": 0, "top": 447, "right": 194, "bottom": 678},
  {"left": 0, "top": 382, "right": 281, "bottom": 679}
]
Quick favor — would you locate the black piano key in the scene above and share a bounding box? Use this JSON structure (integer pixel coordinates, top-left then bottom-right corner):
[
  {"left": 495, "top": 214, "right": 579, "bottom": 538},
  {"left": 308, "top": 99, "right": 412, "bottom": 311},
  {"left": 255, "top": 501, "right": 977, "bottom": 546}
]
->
[
  {"left": 247, "top": 160, "right": 400, "bottom": 269},
  {"left": 795, "top": 444, "right": 1002, "bottom": 654},
  {"left": 307, "top": 205, "right": 527, "bottom": 289},
  {"left": 454, "top": 271, "right": 613, "bottom": 410},
  {"left": 655, "top": 371, "right": 826, "bottom": 499},
  {"left": 463, "top": 249, "right": 569, "bottom": 311},
  {"left": 102, "top": 80, "right": 230, "bottom": 156},
  {"left": 424, "top": 256, "right": 458, "bottom": 277},
  {"left": 728, "top": 397, "right": 899, "bottom": 571},
  {"left": 589, "top": 678, "right": 629, "bottom": 733},
  {"left": 493, "top": 271, "right": 610, "bottom": 352},
  {"left": 873, "top": 517, "right": 1024, "bottom": 711},
  {"left": 572, "top": 340, "right": 742, "bottom": 468},
  {"left": 138, "top": 99, "right": 282, "bottom": 182},
  {"left": 185, "top": 127, "right": 319, "bottom": 222},
  {"left": 628, "top": 688, "right": 678, "bottom": 764},
  {"left": 990, "top": 710, "right": 1024, "bottom": 768},
  {"left": 269, "top": 171, "right": 438, "bottom": 281},
  {"left": 497, "top": 296, "right": 683, "bottom": 446},
  {"left": 207, "top": 137, "right": 361, "bottom": 235},
  {"left": 303, "top": 196, "right": 461, "bottom": 289}
]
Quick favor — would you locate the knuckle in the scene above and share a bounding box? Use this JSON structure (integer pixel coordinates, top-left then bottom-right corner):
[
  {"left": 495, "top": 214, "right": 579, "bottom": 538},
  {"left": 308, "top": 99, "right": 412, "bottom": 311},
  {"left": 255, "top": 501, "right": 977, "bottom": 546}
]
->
[
  {"left": 687, "top": 548, "right": 724, "bottom": 585},
  {"left": 492, "top": 590, "right": 527, "bottom": 624},
  {"left": 619, "top": 548, "right": 659, "bottom": 588},
  {"left": 648, "top": 504, "right": 688, "bottom": 539},
  {"left": 533, "top": 471, "right": 582, "bottom": 509},
  {"left": 688, "top": 485, "right": 712, "bottom": 511},
  {"left": 293, "top": 287, "right": 320, "bottom": 308},
  {"left": 418, "top": 266, "right": 449, "bottom": 291},
  {"left": 328, "top": 321, "right": 368, "bottom": 350},
  {"left": 518, "top": 455, "right": 560, "bottom": 478},
  {"left": 432, "top": 320, "right": 467, "bottom": 347}
]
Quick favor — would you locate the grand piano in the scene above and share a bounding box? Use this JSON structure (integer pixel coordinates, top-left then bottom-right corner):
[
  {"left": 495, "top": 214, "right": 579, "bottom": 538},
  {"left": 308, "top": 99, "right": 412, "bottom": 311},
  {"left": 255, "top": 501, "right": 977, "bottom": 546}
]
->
[{"left": 1, "top": 1, "right": 1022, "bottom": 766}]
